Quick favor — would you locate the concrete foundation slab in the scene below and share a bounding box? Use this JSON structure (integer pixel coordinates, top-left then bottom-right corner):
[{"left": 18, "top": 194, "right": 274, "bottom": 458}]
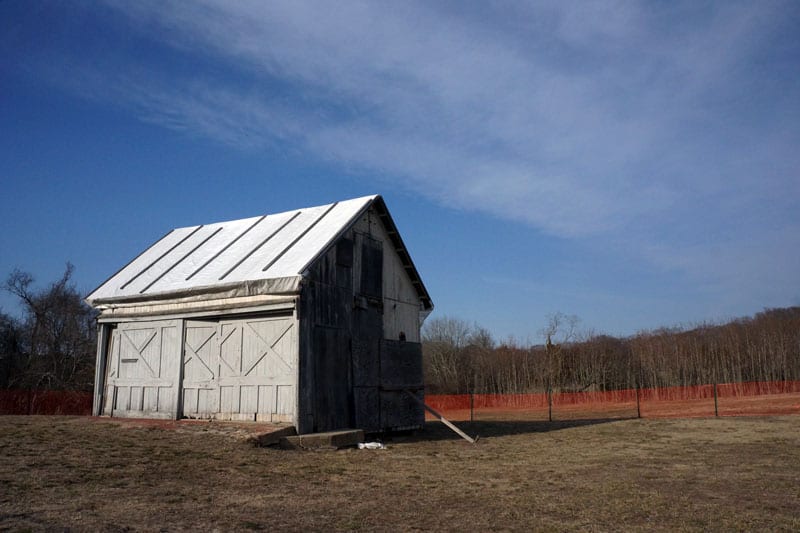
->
[{"left": 279, "top": 429, "right": 365, "bottom": 450}]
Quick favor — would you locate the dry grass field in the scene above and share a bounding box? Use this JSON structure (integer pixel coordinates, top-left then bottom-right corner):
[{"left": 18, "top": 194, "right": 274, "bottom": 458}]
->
[{"left": 1, "top": 415, "right": 798, "bottom": 531}]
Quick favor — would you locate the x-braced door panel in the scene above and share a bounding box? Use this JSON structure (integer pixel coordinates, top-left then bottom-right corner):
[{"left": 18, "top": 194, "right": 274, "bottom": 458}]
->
[
  {"left": 104, "top": 320, "right": 181, "bottom": 418},
  {"left": 218, "top": 317, "right": 297, "bottom": 422},
  {"left": 182, "top": 321, "right": 219, "bottom": 418},
  {"left": 180, "top": 316, "right": 297, "bottom": 422}
]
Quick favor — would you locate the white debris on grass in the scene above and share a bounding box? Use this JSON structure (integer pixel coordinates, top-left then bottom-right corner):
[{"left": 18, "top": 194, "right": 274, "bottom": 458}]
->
[{"left": 358, "top": 442, "right": 386, "bottom": 450}]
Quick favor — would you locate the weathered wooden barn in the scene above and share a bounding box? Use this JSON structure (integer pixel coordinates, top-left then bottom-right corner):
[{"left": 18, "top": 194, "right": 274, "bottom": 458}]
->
[{"left": 86, "top": 195, "right": 433, "bottom": 434}]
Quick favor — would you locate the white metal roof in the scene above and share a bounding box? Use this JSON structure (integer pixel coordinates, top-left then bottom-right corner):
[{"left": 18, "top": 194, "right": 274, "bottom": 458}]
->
[{"left": 87, "top": 195, "right": 378, "bottom": 305}]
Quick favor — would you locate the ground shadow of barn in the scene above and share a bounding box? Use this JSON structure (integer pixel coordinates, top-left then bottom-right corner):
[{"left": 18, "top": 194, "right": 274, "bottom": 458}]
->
[{"left": 387, "top": 418, "right": 633, "bottom": 443}]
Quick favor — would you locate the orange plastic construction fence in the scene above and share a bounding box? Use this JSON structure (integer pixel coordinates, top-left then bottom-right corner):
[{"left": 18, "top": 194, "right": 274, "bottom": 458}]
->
[
  {"left": 425, "top": 380, "right": 800, "bottom": 421},
  {"left": 0, "top": 390, "right": 93, "bottom": 416}
]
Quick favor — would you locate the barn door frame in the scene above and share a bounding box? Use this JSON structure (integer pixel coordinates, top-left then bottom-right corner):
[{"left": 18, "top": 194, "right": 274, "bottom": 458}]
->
[{"left": 93, "top": 323, "right": 112, "bottom": 416}]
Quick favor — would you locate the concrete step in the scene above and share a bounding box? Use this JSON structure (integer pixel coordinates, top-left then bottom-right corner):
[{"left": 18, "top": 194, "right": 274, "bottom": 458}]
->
[
  {"left": 279, "top": 429, "right": 365, "bottom": 450},
  {"left": 251, "top": 425, "right": 298, "bottom": 447}
]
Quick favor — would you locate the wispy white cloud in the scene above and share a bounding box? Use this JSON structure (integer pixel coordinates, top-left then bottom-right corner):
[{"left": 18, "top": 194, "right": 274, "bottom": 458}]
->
[{"left": 38, "top": 0, "right": 800, "bottom": 306}]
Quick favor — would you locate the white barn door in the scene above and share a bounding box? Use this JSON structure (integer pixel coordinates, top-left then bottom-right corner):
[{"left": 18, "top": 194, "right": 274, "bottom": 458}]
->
[
  {"left": 102, "top": 320, "right": 181, "bottom": 418},
  {"left": 178, "top": 316, "right": 297, "bottom": 422},
  {"left": 217, "top": 316, "right": 297, "bottom": 422}
]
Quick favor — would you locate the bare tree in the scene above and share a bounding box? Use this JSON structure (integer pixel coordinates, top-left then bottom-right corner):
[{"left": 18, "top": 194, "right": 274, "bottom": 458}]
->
[
  {"left": 2, "top": 264, "right": 96, "bottom": 390},
  {"left": 540, "top": 312, "right": 581, "bottom": 346},
  {"left": 0, "top": 311, "right": 21, "bottom": 388},
  {"left": 421, "top": 308, "right": 800, "bottom": 396},
  {"left": 422, "top": 317, "right": 495, "bottom": 393}
]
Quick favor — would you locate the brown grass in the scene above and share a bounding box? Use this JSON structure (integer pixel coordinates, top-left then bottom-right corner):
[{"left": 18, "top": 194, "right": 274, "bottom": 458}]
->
[{"left": 1, "top": 415, "right": 798, "bottom": 531}]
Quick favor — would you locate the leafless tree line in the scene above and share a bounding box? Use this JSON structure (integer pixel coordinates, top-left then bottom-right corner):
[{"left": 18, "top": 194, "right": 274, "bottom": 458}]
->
[
  {"left": 0, "top": 265, "right": 96, "bottom": 391},
  {"left": 423, "top": 309, "right": 800, "bottom": 394},
  {"left": 2, "top": 264, "right": 797, "bottom": 397}
]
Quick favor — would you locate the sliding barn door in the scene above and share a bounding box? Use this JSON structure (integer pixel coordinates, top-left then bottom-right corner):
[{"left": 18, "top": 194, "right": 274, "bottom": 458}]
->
[
  {"left": 103, "top": 320, "right": 181, "bottom": 418},
  {"left": 217, "top": 316, "right": 297, "bottom": 422},
  {"left": 178, "top": 316, "right": 298, "bottom": 422}
]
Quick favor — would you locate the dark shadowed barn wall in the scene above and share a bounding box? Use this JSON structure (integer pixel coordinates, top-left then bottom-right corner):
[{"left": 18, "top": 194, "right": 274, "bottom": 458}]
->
[{"left": 297, "top": 206, "right": 425, "bottom": 434}]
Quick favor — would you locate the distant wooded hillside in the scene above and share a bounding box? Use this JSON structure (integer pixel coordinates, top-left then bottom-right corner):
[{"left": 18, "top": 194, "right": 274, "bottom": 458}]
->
[
  {"left": 423, "top": 308, "right": 800, "bottom": 394},
  {"left": 3, "top": 266, "right": 798, "bottom": 396}
]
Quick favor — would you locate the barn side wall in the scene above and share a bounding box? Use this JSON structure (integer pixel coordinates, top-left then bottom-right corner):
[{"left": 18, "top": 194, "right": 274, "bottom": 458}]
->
[{"left": 297, "top": 206, "right": 424, "bottom": 434}]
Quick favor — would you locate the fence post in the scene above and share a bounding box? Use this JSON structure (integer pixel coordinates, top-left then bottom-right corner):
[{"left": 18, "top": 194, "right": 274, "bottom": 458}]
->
[
  {"left": 470, "top": 391, "right": 474, "bottom": 423},
  {"left": 636, "top": 382, "right": 641, "bottom": 419},
  {"left": 547, "top": 384, "right": 553, "bottom": 422},
  {"left": 714, "top": 381, "right": 719, "bottom": 417}
]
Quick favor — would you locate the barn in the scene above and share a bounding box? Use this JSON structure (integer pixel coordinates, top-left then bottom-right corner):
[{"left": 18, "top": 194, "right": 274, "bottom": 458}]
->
[{"left": 86, "top": 195, "right": 433, "bottom": 434}]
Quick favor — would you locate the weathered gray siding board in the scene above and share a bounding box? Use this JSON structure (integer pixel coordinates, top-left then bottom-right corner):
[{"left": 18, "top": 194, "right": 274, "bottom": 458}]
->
[
  {"left": 311, "top": 325, "right": 352, "bottom": 431},
  {"left": 384, "top": 300, "right": 422, "bottom": 343},
  {"left": 380, "top": 389, "right": 424, "bottom": 430},
  {"left": 351, "top": 287, "right": 383, "bottom": 431},
  {"left": 102, "top": 329, "right": 118, "bottom": 416},
  {"left": 93, "top": 323, "right": 111, "bottom": 416},
  {"left": 296, "top": 294, "right": 314, "bottom": 434},
  {"left": 174, "top": 319, "right": 186, "bottom": 420},
  {"left": 379, "top": 340, "right": 424, "bottom": 430},
  {"left": 297, "top": 231, "right": 357, "bottom": 433},
  {"left": 353, "top": 211, "right": 421, "bottom": 343},
  {"left": 359, "top": 236, "right": 383, "bottom": 299},
  {"left": 381, "top": 340, "right": 423, "bottom": 388},
  {"left": 350, "top": 388, "right": 375, "bottom": 430}
]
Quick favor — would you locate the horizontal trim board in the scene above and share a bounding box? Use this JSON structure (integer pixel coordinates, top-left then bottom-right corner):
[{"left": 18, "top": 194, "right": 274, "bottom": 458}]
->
[
  {"left": 98, "top": 301, "right": 297, "bottom": 323},
  {"left": 110, "top": 410, "right": 176, "bottom": 420},
  {"left": 108, "top": 380, "right": 175, "bottom": 387}
]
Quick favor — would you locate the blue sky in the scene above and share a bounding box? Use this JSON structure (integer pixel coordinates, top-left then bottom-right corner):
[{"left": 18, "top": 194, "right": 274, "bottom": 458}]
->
[{"left": 2, "top": 1, "right": 799, "bottom": 341}]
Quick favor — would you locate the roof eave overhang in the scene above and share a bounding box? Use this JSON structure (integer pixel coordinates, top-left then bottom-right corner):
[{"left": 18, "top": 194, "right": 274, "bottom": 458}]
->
[
  {"left": 372, "top": 196, "right": 434, "bottom": 312},
  {"left": 86, "top": 275, "right": 303, "bottom": 308}
]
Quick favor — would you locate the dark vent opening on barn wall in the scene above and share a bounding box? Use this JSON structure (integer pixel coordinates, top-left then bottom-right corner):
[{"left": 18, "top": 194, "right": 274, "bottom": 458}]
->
[{"left": 86, "top": 195, "right": 433, "bottom": 435}]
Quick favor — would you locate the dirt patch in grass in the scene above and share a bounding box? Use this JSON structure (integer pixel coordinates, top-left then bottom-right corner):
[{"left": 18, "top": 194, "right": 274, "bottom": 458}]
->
[
  {"left": 1, "top": 415, "right": 798, "bottom": 531},
  {"left": 84, "top": 416, "right": 290, "bottom": 443}
]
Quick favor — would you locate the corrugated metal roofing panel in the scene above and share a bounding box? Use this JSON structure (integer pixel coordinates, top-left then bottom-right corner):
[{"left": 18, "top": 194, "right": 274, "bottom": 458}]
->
[
  {"left": 221, "top": 204, "right": 329, "bottom": 283},
  {"left": 87, "top": 196, "right": 376, "bottom": 304},
  {"left": 267, "top": 197, "right": 378, "bottom": 277},
  {"left": 98, "top": 225, "right": 202, "bottom": 297},
  {"left": 186, "top": 209, "right": 298, "bottom": 286},
  {"left": 138, "top": 216, "right": 263, "bottom": 294}
]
